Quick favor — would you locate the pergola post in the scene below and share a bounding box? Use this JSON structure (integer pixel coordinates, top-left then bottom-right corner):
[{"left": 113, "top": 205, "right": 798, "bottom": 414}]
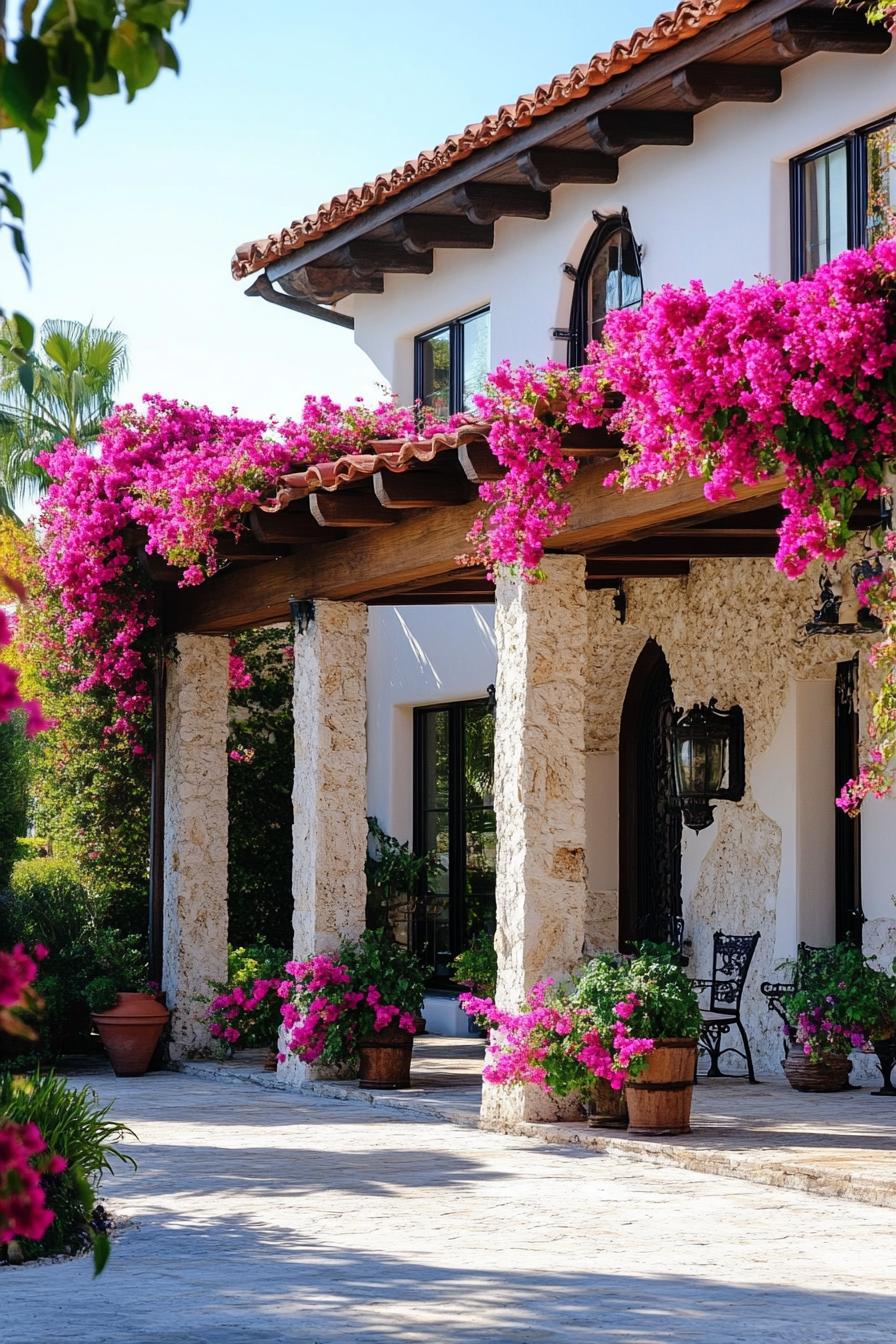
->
[
  {"left": 482, "top": 555, "right": 589, "bottom": 1125},
  {"left": 161, "top": 634, "right": 230, "bottom": 1060},
  {"left": 279, "top": 600, "right": 369, "bottom": 1085}
]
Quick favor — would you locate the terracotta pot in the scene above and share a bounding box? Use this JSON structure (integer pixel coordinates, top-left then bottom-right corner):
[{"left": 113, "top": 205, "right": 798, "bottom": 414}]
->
[
  {"left": 584, "top": 1078, "right": 628, "bottom": 1129},
  {"left": 91, "top": 992, "right": 170, "bottom": 1077},
  {"left": 358, "top": 1025, "right": 414, "bottom": 1089},
  {"left": 783, "top": 1052, "right": 852, "bottom": 1093},
  {"left": 624, "top": 1038, "right": 698, "bottom": 1136}
]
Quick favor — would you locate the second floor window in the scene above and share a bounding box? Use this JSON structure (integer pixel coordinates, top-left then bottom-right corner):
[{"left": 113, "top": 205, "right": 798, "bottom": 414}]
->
[
  {"left": 414, "top": 307, "right": 490, "bottom": 418},
  {"left": 792, "top": 115, "right": 896, "bottom": 276},
  {"left": 569, "top": 210, "right": 643, "bottom": 368}
]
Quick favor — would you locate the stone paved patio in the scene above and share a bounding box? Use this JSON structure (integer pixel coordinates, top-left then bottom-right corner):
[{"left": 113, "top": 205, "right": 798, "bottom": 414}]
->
[
  {"left": 4, "top": 1065, "right": 896, "bottom": 1343},
  {"left": 176, "top": 1036, "right": 896, "bottom": 1209}
]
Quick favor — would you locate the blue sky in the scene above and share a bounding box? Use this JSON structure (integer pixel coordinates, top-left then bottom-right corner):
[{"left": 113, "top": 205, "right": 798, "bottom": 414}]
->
[{"left": 4, "top": 0, "right": 664, "bottom": 419}]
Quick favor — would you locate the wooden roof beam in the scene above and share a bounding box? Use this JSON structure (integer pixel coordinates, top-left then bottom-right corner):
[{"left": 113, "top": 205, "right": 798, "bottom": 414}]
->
[
  {"left": 249, "top": 508, "right": 346, "bottom": 546},
  {"left": 586, "top": 559, "right": 691, "bottom": 578},
  {"left": 458, "top": 441, "right": 505, "bottom": 483},
  {"left": 517, "top": 148, "right": 618, "bottom": 192},
  {"left": 320, "top": 241, "right": 435, "bottom": 275},
  {"left": 672, "top": 62, "right": 782, "bottom": 108},
  {"left": 308, "top": 492, "right": 397, "bottom": 528},
  {"left": 771, "top": 8, "right": 892, "bottom": 57},
  {"left": 373, "top": 467, "right": 477, "bottom": 510},
  {"left": 452, "top": 182, "right": 551, "bottom": 225},
  {"left": 392, "top": 214, "right": 494, "bottom": 253},
  {"left": 586, "top": 109, "right": 694, "bottom": 155}
]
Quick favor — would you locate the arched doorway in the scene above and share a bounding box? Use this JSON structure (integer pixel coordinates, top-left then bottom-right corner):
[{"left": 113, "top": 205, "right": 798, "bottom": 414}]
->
[{"left": 618, "top": 639, "right": 683, "bottom": 949}]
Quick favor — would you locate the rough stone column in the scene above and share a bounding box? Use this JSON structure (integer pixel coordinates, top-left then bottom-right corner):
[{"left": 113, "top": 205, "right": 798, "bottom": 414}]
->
[
  {"left": 279, "top": 601, "right": 368, "bottom": 1086},
  {"left": 481, "top": 555, "right": 589, "bottom": 1126},
  {"left": 162, "top": 634, "right": 230, "bottom": 1060}
]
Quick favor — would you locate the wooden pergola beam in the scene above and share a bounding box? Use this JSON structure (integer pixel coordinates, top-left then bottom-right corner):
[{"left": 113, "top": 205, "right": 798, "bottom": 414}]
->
[{"left": 166, "top": 460, "right": 782, "bottom": 632}]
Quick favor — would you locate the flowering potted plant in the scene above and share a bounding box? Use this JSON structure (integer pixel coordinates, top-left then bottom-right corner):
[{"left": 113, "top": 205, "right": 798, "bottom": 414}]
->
[
  {"left": 204, "top": 943, "right": 289, "bottom": 1067},
  {"left": 459, "top": 977, "right": 654, "bottom": 1128},
  {"left": 450, "top": 930, "right": 497, "bottom": 1036},
  {"left": 782, "top": 943, "right": 895, "bottom": 1092},
  {"left": 280, "top": 930, "right": 426, "bottom": 1089},
  {"left": 573, "top": 944, "right": 702, "bottom": 1135}
]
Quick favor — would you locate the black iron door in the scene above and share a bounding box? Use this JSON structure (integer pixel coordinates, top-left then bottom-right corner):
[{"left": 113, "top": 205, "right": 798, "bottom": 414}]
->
[
  {"left": 835, "top": 657, "right": 864, "bottom": 945},
  {"left": 619, "top": 640, "right": 683, "bottom": 949}
]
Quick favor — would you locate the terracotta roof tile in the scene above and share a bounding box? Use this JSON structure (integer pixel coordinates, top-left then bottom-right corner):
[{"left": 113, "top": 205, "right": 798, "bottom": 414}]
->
[
  {"left": 265, "top": 422, "right": 491, "bottom": 509},
  {"left": 232, "top": 0, "right": 754, "bottom": 280}
]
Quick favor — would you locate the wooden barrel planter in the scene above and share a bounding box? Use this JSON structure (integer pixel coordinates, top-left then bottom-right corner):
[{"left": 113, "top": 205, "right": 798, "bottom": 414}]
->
[
  {"left": 359, "top": 1025, "right": 414, "bottom": 1089},
  {"left": 584, "top": 1078, "right": 628, "bottom": 1129},
  {"left": 625, "top": 1038, "right": 697, "bottom": 1136},
  {"left": 783, "top": 1052, "right": 851, "bottom": 1092},
  {"left": 91, "top": 992, "right": 170, "bottom": 1077}
]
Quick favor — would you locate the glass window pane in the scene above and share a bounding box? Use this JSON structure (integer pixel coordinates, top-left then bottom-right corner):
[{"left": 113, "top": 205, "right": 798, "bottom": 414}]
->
[
  {"left": 421, "top": 710, "right": 449, "bottom": 809},
  {"left": 866, "top": 122, "right": 896, "bottom": 246},
  {"left": 423, "top": 810, "right": 450, "bottom": 894},
  {"left": 463, "top": 703, "right": 494, "bottom": 808},
  {"left": 461, "top": 310, "right": 490, "bottom": 410},
  {"left": 587, "top": 227, "right": 642, "bottom": 345},
  {"left": 419, "top": 328, "right": 450, "bottom": 417},
  {"left": 801, "top": 144, "right": 849, "bottom": 273}
]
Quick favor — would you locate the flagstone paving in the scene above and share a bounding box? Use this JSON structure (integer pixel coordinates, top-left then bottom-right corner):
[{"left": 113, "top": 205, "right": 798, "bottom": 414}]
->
[{"left": 4, "top": 1066, "right": 895, "bottom": 1344}]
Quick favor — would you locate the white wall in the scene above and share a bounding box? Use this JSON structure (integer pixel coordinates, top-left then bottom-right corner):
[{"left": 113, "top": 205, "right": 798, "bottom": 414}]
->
[{"left": 346, "top": 49, "right": 896, "bottom": 398}]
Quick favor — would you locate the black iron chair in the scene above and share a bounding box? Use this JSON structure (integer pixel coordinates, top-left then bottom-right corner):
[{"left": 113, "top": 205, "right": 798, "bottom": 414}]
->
[
  {"left": 635, "top": 911, "right": 690, "bottom": 967},
  {"left": 692, "top": 931, "right": 761, "bottom": 1083}
]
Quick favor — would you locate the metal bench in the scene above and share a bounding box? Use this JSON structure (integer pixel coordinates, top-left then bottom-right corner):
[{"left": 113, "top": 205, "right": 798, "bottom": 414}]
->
[{"left": 692, "top": 930, "right": 761, "bottom": 1083}]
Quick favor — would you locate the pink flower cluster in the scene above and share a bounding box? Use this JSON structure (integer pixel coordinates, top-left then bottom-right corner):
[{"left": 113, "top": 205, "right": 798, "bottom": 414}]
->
[
  {"left": 575, "top": 994, "right": 654, "bottom": 1092},
  {"left": 0, "top": 1121, "right": 67, "bottom": 1245},
  {"left": 207, "top": 976, "right": 281, "bottom": 1046},
  {"left": 0, "top": 942, "right": 48, "bottom": 1010},
  {"left": 792, "top": 1002, "right": 866, "bottom": 1064},
  {"left": 280, "top": 954, "right": 416, "bottom": 1066}
]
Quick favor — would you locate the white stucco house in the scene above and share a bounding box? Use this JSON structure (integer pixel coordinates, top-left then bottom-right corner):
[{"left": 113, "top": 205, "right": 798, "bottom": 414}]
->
[{"left": 157, "top": 0, "right": 896, "bottom": 1115}]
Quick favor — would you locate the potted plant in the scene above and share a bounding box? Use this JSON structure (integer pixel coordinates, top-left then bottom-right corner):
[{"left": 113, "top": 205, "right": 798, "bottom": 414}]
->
[
  {"left": 781, "top": 943, "right": 891, "bottom": 1092},
  {"left": 365, "top": 818, "right": 438, "bottom": 950},
  {"left": 450, "top": 929, "right": 497, "bottom": 1036},
  {"left": 203, "top": 942, "right": 289, "bottom": 1067},
  {"left": 83, "top": 930, "right": 168, "bottom": 1077},
  {"left": 458, "top": 976, "right": 653, "bottom": 1127},
  {"left": 279, "top": 929, "right": 427, "bottom": 1089},
  {"left": 573, "top": 944, "right": 702, "bottom": 1135}
]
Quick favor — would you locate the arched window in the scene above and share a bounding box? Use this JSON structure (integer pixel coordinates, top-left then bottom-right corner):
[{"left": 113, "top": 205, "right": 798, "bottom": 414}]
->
[{"left": 568, "top": 209, "right": 643, "bottom": 366}]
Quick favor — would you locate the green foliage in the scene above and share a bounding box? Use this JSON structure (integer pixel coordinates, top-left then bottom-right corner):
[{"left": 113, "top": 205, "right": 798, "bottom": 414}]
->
[
  {"left": 339, "top": 928, "right": 427, "bottom": 1024},
  {"left": 0, "top": 319, "right": 129, "bottom": 517},
  {"left": 574, "top": 942, "right": 703, "bottom": 1045},
  {"left": 450, "top": 928, "right": 497, "bottom": 996},
  {"left": 785, "top": 941, "right": 896, "bottom": 1038},
  {"left": 0, "top": 1069, "right": 133, "bottom": 1261},
  {"left": 3, "top": 856, "right": 147, "bottom": 1052},
  {"left": 205, "top": 943, "right": 289, "bottom": 1049},
  {"left": 0, "top": 716, "right": 29, "bottom": 889},
  {"left": 227, "top": 628, "right": 294, "bottom": 948},
  {"left": 365, "top": 817, "right": 437, "bottom": 947}
]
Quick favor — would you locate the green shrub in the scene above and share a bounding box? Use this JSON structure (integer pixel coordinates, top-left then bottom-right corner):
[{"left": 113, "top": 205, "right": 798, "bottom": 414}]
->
[
  {"left": 0, "top": 1069, "right": 134, "bottom": 1259},
  {"left": 574, "top": 942, "right": 703, "bottom": 1044},
  {"left": 450, "top": 929, "right": 497, "bottom": 996},
  {"left": 0, "top": 718, "right": 29, "bottom": 890}
]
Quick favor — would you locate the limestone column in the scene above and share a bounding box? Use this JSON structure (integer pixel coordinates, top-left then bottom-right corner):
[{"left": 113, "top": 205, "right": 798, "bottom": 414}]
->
[
  {"left": 162, "top": 633, "right": 230, "bottom": 1060},
  {"left": 482, "top": 555, "right": 589, "bottom": 1125},
  {"left": 279, "top": 600, "right": 368, "bottom": 1085}
]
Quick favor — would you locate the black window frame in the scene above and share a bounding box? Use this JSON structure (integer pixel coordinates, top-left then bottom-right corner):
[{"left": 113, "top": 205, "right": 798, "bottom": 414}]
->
[
  {"left": 568, "top": 209, "right": 644, "bottom": 368},
  {"left": 412, "top": 696, "right": 495, "bottom": 988},
  {"left": 413, "top": 306, "right": 490, "bottom": 416},
  {"left": 791, "top": 112, "right": 896, "bottom": 278}
]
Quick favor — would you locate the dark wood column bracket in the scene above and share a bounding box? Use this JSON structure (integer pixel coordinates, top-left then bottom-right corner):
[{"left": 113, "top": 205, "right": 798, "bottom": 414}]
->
[
  {"left": 586, "top": 109, "right": 694, "bottom": 155},
  {"left": 452, "top": 182, "right": 551, "bottom": 225},
  {"left": 516, "top": 148, "right": 619, "bottom": 192},
  {"left": 672, "top": 62, "right": 783, "bottom": 108}
]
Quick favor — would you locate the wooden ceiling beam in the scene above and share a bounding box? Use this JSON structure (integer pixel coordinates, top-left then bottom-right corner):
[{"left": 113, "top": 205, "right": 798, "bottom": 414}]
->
[
  {"left": 771, "top": 8, "right": 892, "bottom": 57},
  {"left": 392, "top": 214, "right": 494, "bottom": 253},
  {"left": 308, "top": 492, "right": 397, "bottom": 528},
  {"left": 517, "top": 148, "right": 619, "bottom": 192},
  {"left": 672, "top": 62, "right": 783, "bottom": 108},
  {"left": 249, "top": 508, "right": 346, "bottom": 546},
  {"left": 372, "top": 468, "right": 477, "bottom": 510},
  {"left": 586, "top": 109, "right": 694, "bottom": 155},
  {"left": 167, "top": 460, "right": 782, "bottom": 632},
  {"left": 586, "top": 559, "right": 691, "bottom": 578},
  {"left": 452, "top": 182, "right": 551, "bottom": 225},
  {"left": 589, "top": 535, "right": 778, "bottom": 560},
  {"left": 458, "top": 441, "right": 505, "bottom": 483}
]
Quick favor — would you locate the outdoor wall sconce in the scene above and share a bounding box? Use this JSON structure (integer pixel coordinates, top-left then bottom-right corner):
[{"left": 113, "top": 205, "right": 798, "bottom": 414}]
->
[
  {"left": 804, "top": 562, "right": 882, "bottom": 637},
  {"left": 289, "top": 595, "right": 315, "bottom": 634},
  {"left": 671, "top": 699, "right": 745, "bottom": 833}
]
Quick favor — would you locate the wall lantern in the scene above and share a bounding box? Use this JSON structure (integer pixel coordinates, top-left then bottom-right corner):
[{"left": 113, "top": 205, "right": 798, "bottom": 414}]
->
[{"left": 671, "top": 699, "right": 745, "bottom": 833}]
